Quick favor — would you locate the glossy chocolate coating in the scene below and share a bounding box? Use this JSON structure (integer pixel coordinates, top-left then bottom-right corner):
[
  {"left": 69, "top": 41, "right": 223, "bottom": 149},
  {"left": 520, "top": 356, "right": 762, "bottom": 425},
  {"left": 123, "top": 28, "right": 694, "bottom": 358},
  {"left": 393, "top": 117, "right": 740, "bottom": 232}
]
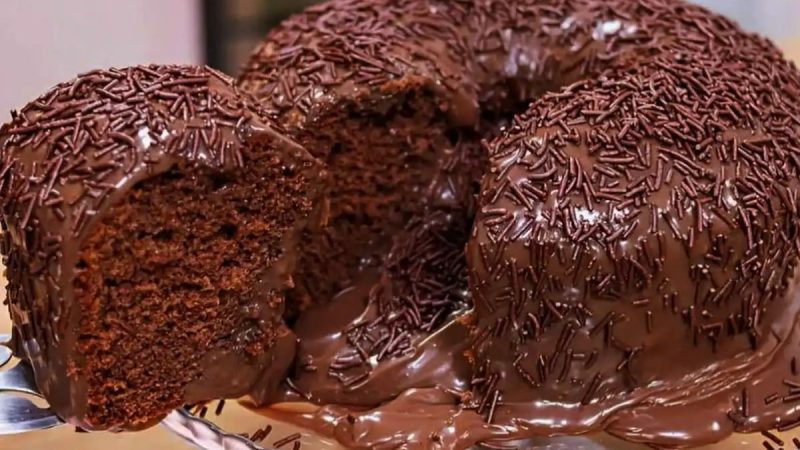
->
[
  {"left": 467, "top": 0, "right": 800, "bottom": 444},
  {"left": 4, "top": 0, "right": 800, "bottom": 444},
  {"left": 240, "top": 0, "right": 800, "bottom": 448}
]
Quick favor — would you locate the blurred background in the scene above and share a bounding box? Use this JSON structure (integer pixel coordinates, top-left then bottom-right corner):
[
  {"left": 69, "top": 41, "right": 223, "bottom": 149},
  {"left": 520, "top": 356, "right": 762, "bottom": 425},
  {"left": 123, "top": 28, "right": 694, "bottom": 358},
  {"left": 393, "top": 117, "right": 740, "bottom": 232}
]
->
[
  {"left": 203, "top": 0, "right": 800, "bottom": 73},
  {"left": 1, "top": 0, "right": 800, "bottom": 449},
  {"left": 2, "top": 0, "right": 800, "bottom": 118}
]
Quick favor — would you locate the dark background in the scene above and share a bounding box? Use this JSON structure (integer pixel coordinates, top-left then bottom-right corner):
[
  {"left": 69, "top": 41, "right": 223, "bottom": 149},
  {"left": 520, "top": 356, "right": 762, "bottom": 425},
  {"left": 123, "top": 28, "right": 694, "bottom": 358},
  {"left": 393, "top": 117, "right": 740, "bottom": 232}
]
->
[{"left": 204, "top": 0, "right": 320, "bottom": 75}]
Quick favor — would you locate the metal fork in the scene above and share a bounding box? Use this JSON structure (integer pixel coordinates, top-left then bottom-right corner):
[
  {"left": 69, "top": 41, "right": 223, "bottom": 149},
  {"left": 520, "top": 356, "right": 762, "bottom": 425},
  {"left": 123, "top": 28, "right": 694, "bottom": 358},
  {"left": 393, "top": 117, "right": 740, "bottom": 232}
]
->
[
  {"left": 0, "top": 334, "right": 269, "bottom": 449},
  {"left": 0, "top": 334, "right": 62, "bottom": 434}
]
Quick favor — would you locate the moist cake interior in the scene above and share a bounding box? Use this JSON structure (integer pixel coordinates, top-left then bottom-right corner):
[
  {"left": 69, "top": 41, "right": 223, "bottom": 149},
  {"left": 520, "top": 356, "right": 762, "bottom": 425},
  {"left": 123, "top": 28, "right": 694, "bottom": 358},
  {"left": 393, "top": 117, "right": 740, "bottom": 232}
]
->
[{"left": 73, "top": 144, "right": 315, "bottom": 428}]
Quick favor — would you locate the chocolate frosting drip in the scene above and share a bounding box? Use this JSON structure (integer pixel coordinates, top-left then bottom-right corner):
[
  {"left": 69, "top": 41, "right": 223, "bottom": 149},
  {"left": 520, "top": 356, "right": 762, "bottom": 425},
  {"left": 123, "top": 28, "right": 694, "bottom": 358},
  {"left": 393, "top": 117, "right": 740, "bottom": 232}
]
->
[
  {"left": 0, "top": 65, "right": 317, "bottom": 429},
  {"left": 239, "top": 0, "right": 800, "bottom": 448}
]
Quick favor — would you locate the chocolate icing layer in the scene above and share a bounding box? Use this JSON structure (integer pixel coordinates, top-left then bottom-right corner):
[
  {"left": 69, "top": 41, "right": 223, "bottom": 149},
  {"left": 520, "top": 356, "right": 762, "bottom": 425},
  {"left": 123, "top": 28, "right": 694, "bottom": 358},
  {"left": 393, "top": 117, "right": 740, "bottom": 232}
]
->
[
  {"left": 239, "top": 0, "right": 800, "bottom": 448},
  {"left": 0, "top": 65, "right": 323, "bottom": 430}
]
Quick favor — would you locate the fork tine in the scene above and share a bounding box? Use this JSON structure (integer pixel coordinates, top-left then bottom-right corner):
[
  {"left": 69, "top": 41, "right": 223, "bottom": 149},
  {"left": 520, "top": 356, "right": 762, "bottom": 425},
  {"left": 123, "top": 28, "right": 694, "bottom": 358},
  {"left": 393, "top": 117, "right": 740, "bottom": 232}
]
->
[
  {"left": 0, "top": 335, "right": 14, "bottom": 370},
  {"left": 162, "top": 409, "right": 268, "bottom": 450},
  {"left": 0, "top": 335, "right": 12, "bottom": 368},
  {"left": 0, "top": 363, "right": 41, "bottom": 397},
  {"left": 0, "top": 340, "right": 63, "bottom": 434},
  {"left": 0, "top": 346, "right": 10, "bottom": 368},
  {"left": 0, "top": 395, "right": 61, "bottom": 435}
]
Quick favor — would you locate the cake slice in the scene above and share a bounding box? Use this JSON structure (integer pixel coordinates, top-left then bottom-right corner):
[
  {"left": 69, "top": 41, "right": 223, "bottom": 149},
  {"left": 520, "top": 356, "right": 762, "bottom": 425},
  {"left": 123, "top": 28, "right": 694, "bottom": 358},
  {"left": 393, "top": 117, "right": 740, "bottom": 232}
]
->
[{"left": 0, "top": 65, "right": 324, "bottom": 430}]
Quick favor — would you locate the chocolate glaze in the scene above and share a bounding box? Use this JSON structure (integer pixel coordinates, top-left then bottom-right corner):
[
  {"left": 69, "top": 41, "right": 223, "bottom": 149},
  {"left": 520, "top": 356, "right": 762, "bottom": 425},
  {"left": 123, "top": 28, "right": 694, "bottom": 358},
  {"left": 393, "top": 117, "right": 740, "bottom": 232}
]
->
[
  {"left": 276, "top": 274, "right": 472, "bottom": 408},
  {"left": 255, "top": 279, "right": 800, "bottom": 449},
  {"left": 239, "top": 0, "right": 800, "bottom": 448},
  {"left": 0, "top": 65, "right": 321, "bottom": 430}
]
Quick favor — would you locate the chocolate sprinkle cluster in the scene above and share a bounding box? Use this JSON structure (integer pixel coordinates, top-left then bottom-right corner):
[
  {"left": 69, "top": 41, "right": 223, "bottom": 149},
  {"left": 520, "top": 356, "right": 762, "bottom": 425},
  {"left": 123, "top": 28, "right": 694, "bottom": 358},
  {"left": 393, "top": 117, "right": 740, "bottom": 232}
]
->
[
  {"left": 0, "top": 64, "right": 266, "bottom": 352},
  {"left": 239, "top": 0, "right": 473, "bottom": 126},
  {"left": 344, "top": 211, "right": 471, "bottom": 368},
  {"left": 468, "top": 0, "right": 800, "bottom": 428}
]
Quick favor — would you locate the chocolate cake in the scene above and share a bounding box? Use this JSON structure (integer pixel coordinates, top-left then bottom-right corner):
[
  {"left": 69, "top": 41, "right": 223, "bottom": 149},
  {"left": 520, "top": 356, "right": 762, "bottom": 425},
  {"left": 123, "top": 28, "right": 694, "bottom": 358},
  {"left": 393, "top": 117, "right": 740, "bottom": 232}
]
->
[
  {"left": 0, "top": 65, "right": 323, "bottom": 430},
  {"left": 5, "top": 0, "right": 800, "bottom": 448},
  {"left": 237, "top": 0, "right": 800, "bottom": 449}
]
